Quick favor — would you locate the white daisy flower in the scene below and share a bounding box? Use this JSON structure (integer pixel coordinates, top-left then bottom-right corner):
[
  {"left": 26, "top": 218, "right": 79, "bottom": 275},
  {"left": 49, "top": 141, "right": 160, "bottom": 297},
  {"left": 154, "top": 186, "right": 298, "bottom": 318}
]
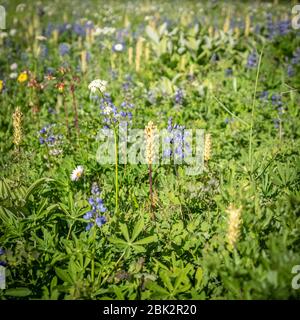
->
[
  {"left": 70, "top": 165, "right": 84, "bottom": 181},
  {"left": 113, "top": 43, "right": 124, "bottom": 52},
  {"left": 88, "top": 79, "right": 107, "bottom": 94}
]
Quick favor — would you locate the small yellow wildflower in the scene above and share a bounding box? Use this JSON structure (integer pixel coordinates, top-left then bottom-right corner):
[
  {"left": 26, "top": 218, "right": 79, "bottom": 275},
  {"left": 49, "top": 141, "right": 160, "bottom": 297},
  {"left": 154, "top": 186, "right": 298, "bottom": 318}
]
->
[
  {"left": 17, "top": 72, "right": 28, "bottom": 83},
  {"left": 0, "top": 80, "right": 3, "bottom": 92}
]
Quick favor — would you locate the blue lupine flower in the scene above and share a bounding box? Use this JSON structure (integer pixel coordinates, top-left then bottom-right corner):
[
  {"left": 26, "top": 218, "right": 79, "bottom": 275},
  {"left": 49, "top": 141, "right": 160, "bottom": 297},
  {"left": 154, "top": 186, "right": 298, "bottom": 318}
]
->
[
  {"left": 122, "top": 82, "right": 130, "bottom": 92},
  {"left": 277, "top": 107, "right": 284, "bottom": 116},
  {"left": 0, "top": 248, "right": 4, "bottom": 255},
  {"left": 266, "top": 13, "right": 275, "bottom": 39},
  {"left": 58, "top": 23, "right": 69, "bottom": 34},
  {"left": 163, "top": 117, "right": 191, "bottom": 161},
  {"left": 96, "top": 216, "right": 107, "bottom": 227},
  {"left": 260, "top": 91, "right": 269, "bottom": 100},
  {"left": 88, "top": 197, "right": 95, "bottom": 206},
  {"left": 174, "top": 88, "right": 184, "bottom": 105},
  {"left": 38, "top": 124, "right": 64, "bottom": 151},
  {"left": 39, "top": 137, "right": 45, "bottom": 144},
  {"left": 73, "top": 23, "right": 86, "bottom": 37},
  {"left": 246, "top": 51, "right": 258, "bottom": 69},
  {"left": 83, "top": 211, "right": 93, "bottom": 220},
  {"left": 40, "top": 127, "right": 47, "bottom": 134},
  {"left": 271, "top": 94, "right": 282, "bottom": 107},
  {"left": 44, "top": 23, "right": 55, "bottom": 38},
  {"left": 273, "top": 118, "right": 280, "bottom": 129},
  {"left": 58, "top": 43, "right": 70, "bottom": 56},
  {"left": 84, "top": 183, "right": 107, "bottom": 231},
  {"left": 86, "top": 222, "right": 93, "bottom": 231},
  {"left": 91, "top": 182, "right": 100, "bottom": 195},
  {"left": 46, "top": 135, "right": 56, "bottom": 145},
  {"left": 277, "top": 20, "right": 290, "bottom": 36}
]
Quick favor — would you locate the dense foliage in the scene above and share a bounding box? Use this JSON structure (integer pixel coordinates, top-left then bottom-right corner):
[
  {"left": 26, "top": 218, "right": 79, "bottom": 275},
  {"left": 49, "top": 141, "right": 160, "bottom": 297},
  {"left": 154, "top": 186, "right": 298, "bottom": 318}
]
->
[{"left": 0, "top": 0, "right": 300, "bottom": 299}]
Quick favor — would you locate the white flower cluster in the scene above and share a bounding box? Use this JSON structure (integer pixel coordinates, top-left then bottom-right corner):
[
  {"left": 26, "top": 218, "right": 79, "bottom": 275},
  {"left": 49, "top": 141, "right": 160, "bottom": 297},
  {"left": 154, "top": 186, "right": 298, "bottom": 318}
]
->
[
  {"left": 88, "top": 79, "right": 107, "bottom": 94},
  {"left": 93, "top": 27, "right": 116, "bottom": 36}
]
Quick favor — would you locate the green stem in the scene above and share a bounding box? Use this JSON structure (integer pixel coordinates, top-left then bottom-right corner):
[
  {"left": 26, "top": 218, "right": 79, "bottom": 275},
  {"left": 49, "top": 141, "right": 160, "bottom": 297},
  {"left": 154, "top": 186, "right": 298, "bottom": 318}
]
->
[
  {"left": 91, "top": 225, "right": 97, "bottom": 283},
  {"left": 249, "top": 47, "right": 264, "bottom": 173},
  {"left": 100, "top": 250, "right": 126, "bottom": 286},
  {"left": 212, "top": 95, "right": 249, "bottom": 127},
  {"left": 113, "top": 128, "right": 119, "bottom": 215},
  {"left": 66, "top": 221, "right": 73, "bottom": 240}
]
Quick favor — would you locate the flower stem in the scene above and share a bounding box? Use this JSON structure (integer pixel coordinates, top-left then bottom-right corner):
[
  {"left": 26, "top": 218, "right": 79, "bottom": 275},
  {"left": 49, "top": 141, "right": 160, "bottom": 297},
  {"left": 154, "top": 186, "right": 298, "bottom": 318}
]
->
[
  {"left": 71, "top": 84, "right": 80, "bottom": 139},
  {"left": 91, "top": 225, "right": 97, "bottom": 283},
  {"left": 149, "top": 164, "right": 155, "bottom": 219},
  {"left": 113, "top": 128, "right": 119, "bottom": 215},
  {"left": 249, "top": 47, "right": 264, "bottom": 173},
  {"left": 62, "top": 94, "right": 69, "bottom": 138}
]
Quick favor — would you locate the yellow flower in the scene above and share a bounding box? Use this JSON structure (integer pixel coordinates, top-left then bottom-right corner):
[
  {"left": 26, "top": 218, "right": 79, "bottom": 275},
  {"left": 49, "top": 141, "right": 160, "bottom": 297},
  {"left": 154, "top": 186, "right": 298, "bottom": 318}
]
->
[
  {"left": 144, "top": 121, "right": 158, "bottom": 165},
  {"left": 204, "top": 133, "right": 212, "bottom": 161},
  {"left": 12, "top": 107, "right": 23, "bottom": 147},
  {"left": 226, "top": 204, "right": 242, "bottom": 250},
  {"left": 17, "top": 72, "right": 28, "bottom": 83},
  {"left": 0, "top": 80, "right": 3, "bottom": 92}
]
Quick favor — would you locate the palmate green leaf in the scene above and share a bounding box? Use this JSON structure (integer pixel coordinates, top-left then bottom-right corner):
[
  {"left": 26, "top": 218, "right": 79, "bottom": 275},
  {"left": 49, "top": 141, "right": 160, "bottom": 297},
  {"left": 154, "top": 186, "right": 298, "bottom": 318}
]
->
[
  {"left": 131, "top": 244, "right": 146, "bottom": 253},
  {"left": 146, "top": 281, "right": 170, "bottom": 298},
  {"left": 108, "top": 236, "right": 128, "bottom": 246},
  {"left": 160, "top": 270, "right": 173, "bottom": 292},
  {"left": 120, "top": 223, "right": 130, "bottom": 242},
  {"left": 134, "top": 235, "right": 157, "bottom": 245},
  {"left": 131, "top": 219, "right": 144, "bottom": 242},
  {"left": 195, "top": 267, "right": 203, "bottom": 290},
  {"left": 5, "top": 287, "right": 32, "bottom": 297},
  {"left": 55, "top": 267, "right": 73, "bottom": 284},
  {"left": 174, "top": 268, "right": 192, "bottom": 291}
]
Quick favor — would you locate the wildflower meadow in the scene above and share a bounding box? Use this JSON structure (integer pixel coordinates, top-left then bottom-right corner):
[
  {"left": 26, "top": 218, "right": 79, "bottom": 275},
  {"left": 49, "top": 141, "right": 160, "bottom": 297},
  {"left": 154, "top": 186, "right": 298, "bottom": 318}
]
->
[{"left": 0, "top": 0, "right": 300, "bottom": 301}]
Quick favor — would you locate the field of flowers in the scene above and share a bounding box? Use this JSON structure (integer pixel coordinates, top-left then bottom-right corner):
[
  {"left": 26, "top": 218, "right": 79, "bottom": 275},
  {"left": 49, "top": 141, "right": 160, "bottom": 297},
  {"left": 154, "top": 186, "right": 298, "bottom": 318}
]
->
[{"left": 0, "top": 0, "right": 300, "bottom": 300}]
